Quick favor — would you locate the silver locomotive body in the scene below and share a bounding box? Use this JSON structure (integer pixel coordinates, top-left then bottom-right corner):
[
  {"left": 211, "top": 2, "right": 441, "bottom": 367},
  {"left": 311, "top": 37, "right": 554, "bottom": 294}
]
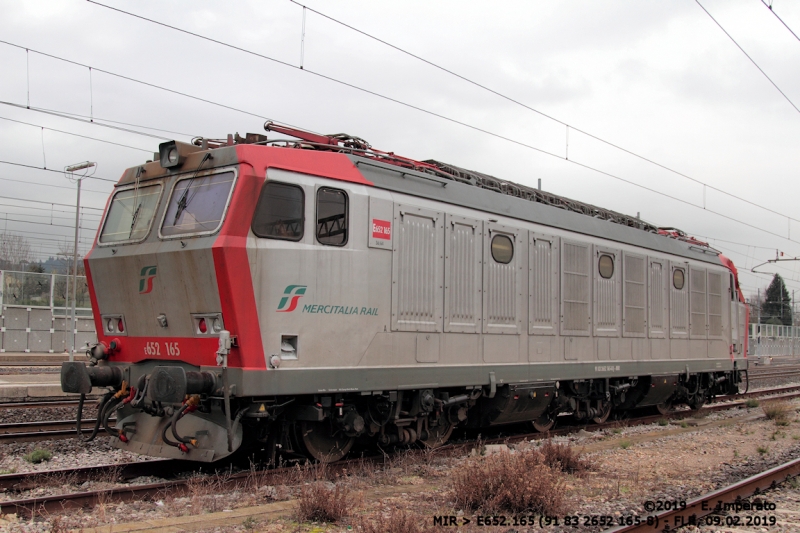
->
[{"left": 61, "top": 131, "right": 748, "bottom": 462}]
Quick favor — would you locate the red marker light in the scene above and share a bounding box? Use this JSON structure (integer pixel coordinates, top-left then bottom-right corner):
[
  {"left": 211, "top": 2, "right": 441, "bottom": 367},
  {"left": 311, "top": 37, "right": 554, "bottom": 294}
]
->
[
  {"left": 117, "top": 319, "right": 124, "bottom": 332},
  {"left": 199, "top": 318, "right": 207, "bottom": 333}
]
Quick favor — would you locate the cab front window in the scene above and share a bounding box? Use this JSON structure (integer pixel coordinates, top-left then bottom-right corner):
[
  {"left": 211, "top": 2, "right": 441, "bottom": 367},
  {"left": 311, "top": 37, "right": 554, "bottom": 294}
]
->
[
  {"left": 99, "top": 184, "right": 162, "bottom": 244},
  {"left": 161, "top": 171, "right": 236, "bottom": 237}
]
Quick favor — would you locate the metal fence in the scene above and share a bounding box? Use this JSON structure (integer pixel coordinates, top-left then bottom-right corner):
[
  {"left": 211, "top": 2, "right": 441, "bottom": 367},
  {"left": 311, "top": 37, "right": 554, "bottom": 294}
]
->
[
  {"left": 0, "top": 270, "right": 95, "bottom": 353},
  {"left": 748, "top": 323, "right": 800, "bottom": 357}
]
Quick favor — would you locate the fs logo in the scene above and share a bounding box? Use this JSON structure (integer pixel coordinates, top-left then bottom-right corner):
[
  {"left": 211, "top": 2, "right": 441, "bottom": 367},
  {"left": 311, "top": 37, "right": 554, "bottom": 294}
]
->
[
  {"left": 276, "top": 285, "right": 307, "bottom": 313},
  {"left": 138, "top": 266, "right": 157, "bottom": 294}
]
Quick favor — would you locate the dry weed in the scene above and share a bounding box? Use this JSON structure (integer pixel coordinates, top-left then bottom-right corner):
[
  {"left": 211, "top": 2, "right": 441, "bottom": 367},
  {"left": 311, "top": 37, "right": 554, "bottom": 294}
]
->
[
  {"left": 538, "top": 440, "right": 593, "bottom": 475},
  {"left": 452, "top": 449, "right": 567, "bottom": 515},
  {"left": 357, "top": 507, "right": 434, "bottom": 533},
  {"left": 763, "top": 401, "right": 792, "bottom": 425},
  {"left": 185, "top": 472, "right": 231, "bottom": 513},
  {"left": 297, "top": 481, "right": 355, "bottom": 522}
]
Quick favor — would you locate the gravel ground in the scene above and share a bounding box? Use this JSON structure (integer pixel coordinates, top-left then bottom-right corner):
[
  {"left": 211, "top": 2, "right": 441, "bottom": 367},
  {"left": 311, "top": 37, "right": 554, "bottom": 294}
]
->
[
  {"left": 0, "top": 406, "right": 80, "bottom": 424},
  {"left": 0, "top": 367, "right": 61, "bottom": 376},
  {"left": 0, "top": 435, "right": 146, "bottom": 479},
  {"left": 1, "top": 395, "right": 799, "bottom": 532}
]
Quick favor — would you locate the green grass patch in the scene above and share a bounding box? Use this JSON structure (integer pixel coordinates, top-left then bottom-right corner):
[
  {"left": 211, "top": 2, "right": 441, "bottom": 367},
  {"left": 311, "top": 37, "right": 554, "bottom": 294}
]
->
[{"left": 24, "top": 449, "right": 52, "bottom": 464}]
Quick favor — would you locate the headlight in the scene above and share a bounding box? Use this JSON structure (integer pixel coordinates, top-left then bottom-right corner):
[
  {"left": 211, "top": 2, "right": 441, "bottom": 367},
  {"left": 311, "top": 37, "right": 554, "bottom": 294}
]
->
[{"left": 158, "top": 140, "right": 200, "bottom": 168}]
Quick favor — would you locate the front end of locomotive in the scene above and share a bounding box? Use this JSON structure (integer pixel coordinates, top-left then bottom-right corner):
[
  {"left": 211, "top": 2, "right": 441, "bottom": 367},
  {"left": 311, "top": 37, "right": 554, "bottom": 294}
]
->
[{"left": 61, "top": 138, "right": 265, "bottom": 462}]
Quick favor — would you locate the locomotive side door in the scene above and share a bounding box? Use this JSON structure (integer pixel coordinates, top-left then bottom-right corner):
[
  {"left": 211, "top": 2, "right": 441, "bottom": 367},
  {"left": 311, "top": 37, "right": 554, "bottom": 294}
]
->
[
  {"left": 729, "top": 273, "right": 740, "bottom": 356},
  {"left": 482, "top": 222, "right": 523, "bottom": 363}
]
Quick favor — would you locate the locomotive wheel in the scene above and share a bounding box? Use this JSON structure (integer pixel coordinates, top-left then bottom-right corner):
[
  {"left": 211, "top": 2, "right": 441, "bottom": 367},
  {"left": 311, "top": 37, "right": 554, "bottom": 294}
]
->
[
  {"left": 592, "top": 402, "right": 612, "bottom": 424},
  {"left": 297, "top": 421, "right": 354, "bottom": 463},
  {"left": 656, "top": 402, "right": 675, "bottom": 415},
  {"left": 420, "top": 423, "right": 454, "bottom": 448},
  {"left": 532, "top": 414, "right": 555, "bottom": 432},
  {"left": 689, "top": 397, "right": 706, "bottom": 411}
]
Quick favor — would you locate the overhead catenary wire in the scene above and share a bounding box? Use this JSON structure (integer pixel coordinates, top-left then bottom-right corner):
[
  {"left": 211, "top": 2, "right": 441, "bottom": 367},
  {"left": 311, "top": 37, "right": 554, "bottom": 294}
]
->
[
  {"left": 0, "top": 193, "right": 104, "bottom": 210},
  {"left": 0, "top": 115, "right": 152, "bottom": 152},
  {"left": 16, "top": 104, "right": 197, "bottom": 138},
  {"left": 0, "top": 39, "right": 293, "bottom": 129},
  {"left": 697, "top": 235, "right": 792, "bottom": 252},
  {"left": 0, "top": 226, "right": 95, "bottom": 244},
  {"left": 0, "top": 202, "right": 102, "bottom": 217},
  {"left": 0, "top": 160, "right": 117, "bottom": 183},
  {"left": 710, "top": 242, "right": 800, "bottom": 286},
  {"left": 0, "top": 174, "right": 110, "bottom": 196},
  {"left": 284, "top": 0, "right": 800, "bottom": 228},
  {"left": 2, "top": 30, "right": 796, "bottom": 249},
  {"left": 0, "top": 216, "right": 98, "bottom": 231},
  {"left": 0, "top": 100, "right": 174, "bottom": 141},
  {"left": 0, "top": 232, "right": 94, "bottom": 248},
  {"left": 0, "top": 210, "right": 99, "bottom": 224},
  {"left": 695, "top": 0, "right": 800, "bottom": 114},
  {"left": 52, "top": 8, "right": 800, "bottom": 245},
  {"left": 759, "top": 0, "right": 800, "bottom": 42}
]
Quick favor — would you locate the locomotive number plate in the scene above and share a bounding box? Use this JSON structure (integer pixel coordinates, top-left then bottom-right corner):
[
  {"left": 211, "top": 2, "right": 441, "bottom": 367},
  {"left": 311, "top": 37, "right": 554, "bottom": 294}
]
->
[{"left": 144, "top": 341, "right": 181, "bottom": 357}]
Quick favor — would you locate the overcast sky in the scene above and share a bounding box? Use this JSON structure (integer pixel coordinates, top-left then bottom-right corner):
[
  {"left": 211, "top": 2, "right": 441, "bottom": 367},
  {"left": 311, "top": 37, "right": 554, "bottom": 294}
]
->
[{"left": 1, "top": 0, "right": 799, "bottom": 300}]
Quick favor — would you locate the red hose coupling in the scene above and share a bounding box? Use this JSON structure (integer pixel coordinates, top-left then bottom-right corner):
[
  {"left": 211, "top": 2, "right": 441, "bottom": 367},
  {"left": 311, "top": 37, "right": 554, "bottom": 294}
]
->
[
  {"left": 118, "top": 432, "right": 129, "bottom": 443},
  {"left": 178, "top": 443, "right": 189, "bottom": 453},
  {"left": 122, "top": 387, "right": 137, "bottom": 405}
]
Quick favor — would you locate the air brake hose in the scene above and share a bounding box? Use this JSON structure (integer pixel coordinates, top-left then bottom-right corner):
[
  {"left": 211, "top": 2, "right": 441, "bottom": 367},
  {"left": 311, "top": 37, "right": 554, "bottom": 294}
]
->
[
  {"left": 161, "top": 417, "right": 181, "bottom": 449},
  {"left": 100, "top": 396, "right": 122, "bottom": 436},
  {"left": 162, "top": 408, "right": 191, "bottom": 453},
  {"left": 76, "top": 390, "right": 114, "bottom": 442},
  {"left": 171, "top": 396, "right": 200, "bottom": 446},
  {"left": 99, "top": 381, "right": 131, "bottom": 436}
]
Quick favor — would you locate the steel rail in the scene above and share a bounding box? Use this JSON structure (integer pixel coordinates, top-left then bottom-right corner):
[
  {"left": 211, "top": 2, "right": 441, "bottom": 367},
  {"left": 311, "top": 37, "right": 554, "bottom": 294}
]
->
[
  {"left": 0, "top": 456, "right": 365, "bottom": 518},
  {"left": 0, "top": 399, "right": 82, "bottom": 410},
  {"left": 603, "top": 457, "right": 800, "bottom": 532},
  {"left": 2, "top": 385, "right": 799, "bottom": 517},
  {"left": 0, "top": 418, "right": 114, "bottom": 443},
  {"left": 0, "top": 362, "right": 64, "bottom": 367},
  {"left": 746, "top": 371, "right": 800, "bottom": 380},
  {"left": 0, "top": 459, "right": 181, "bottom": 492}
]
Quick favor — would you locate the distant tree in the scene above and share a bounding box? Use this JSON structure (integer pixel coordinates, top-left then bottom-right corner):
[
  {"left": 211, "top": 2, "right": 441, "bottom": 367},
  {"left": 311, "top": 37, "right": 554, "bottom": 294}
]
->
[
  {"left": 761, "top": 274, "right": 792, "bottom": 326},
  {"left": 0, "top": 232, "right": 32, "bottom": 269}
]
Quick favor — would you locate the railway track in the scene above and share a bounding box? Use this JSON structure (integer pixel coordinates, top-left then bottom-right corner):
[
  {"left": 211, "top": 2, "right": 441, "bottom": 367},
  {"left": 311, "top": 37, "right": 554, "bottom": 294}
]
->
[
  {"left": 0, "top": 384, "right": 797, "bottom": 445},
  {"left": 0, "top": 399, "right": 81, "bottom": 410},
  {"left": 2, "top": 384, "right": 799, "bottom": 518},
  {"left": 747, "top": 370, "right": 800, "bottom": 381},
  {"left": 0, "top": 419, "right": 114, "bottom": 443},
  {"left": 604, "top": 457, "right": 800, "bottom": 532}
]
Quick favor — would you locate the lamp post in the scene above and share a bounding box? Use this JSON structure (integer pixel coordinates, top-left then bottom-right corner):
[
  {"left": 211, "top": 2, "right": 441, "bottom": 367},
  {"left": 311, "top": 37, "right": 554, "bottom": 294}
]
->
[{"left": 65, "top": 162, "right": 96, "bottom": 362}]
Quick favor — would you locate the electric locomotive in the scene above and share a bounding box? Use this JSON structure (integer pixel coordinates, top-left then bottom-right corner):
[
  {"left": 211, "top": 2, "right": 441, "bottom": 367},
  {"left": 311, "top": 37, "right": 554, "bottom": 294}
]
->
[{"left": 61, "top": 123, "right": 748, "bottom": 462}]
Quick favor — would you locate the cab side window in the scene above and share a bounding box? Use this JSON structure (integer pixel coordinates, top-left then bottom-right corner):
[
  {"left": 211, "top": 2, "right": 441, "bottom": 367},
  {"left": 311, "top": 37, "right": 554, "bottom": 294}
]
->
[
  {"left": 316, "top": 187, "right": 348, "bottom": 246},
  {"left": 251, "top": 182, "right": 304, "bottom": 240}
]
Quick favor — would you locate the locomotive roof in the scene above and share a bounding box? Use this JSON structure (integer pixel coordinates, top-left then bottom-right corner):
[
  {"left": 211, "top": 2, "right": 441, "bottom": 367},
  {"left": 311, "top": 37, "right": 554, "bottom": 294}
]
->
[
  {"left": 347, "top": 154, "right": 724, "bottom": 268},
  {"left": 117, "top": 125, "right": 724, "bottom": 268}
]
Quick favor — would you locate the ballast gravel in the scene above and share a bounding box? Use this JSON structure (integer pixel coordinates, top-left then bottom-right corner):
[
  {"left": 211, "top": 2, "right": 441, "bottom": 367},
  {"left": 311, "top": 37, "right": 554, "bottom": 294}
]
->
[{"left": 1, "top": 395, "right": 800, "bottom": 531}]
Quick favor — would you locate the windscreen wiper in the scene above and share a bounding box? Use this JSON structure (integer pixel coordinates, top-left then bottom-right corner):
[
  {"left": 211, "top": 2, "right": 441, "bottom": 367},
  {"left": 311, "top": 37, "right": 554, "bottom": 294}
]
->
[
  {"left": 174, "top": 153, "right": 212, "bottom": 224},
  {"left": 128, "top": 203, "right": 142, "bottom": 238}
]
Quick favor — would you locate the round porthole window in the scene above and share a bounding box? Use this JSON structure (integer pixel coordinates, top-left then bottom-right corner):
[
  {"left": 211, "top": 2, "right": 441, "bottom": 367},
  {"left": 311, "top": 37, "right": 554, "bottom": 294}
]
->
[
  {"left": 673, "top": 269, "right": 685, "bottom": 290},
  {"left": 598, "top": 254, "right": 614, "bottom": 279},
  {"left": 491, "top": 234, "right": 514, "bottom": 264}
]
